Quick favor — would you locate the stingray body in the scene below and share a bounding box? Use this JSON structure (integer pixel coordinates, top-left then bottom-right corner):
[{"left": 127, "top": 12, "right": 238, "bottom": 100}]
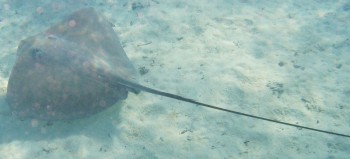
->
[{"left": 7, "top": 8, "right": 140, "bottom": 120}]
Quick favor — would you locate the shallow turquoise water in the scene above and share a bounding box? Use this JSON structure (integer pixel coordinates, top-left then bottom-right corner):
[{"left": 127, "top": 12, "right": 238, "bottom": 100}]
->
[{"left": 0, "top": 0, "right": 349, "bottom": 158}]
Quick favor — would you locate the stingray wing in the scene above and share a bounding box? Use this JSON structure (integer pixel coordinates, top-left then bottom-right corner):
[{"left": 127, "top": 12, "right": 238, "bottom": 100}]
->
[{"left": 46, "top": 8, "right": 138, "bottom": 83}]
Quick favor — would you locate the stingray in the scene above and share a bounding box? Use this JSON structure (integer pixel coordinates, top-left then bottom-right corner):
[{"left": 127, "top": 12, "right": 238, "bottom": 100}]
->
[{"left": 6, "top": 8, "right": 349, "bottom": 138}]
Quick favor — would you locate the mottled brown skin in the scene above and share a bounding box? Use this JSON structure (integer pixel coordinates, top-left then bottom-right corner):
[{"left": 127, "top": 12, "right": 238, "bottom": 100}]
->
[
  {"left": 6, "top": 46, "right": 128, "bottom": 120},
  {"left": 6, "top": 8, "right": 137, "bottom": 120}
]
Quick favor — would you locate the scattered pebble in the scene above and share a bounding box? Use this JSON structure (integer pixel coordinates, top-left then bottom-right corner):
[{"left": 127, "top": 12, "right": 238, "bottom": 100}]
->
[
  {"left": 266, "top": 82, "right": 284, "bottom": 98},
  {"left": 139, "top": 66, "right": 149, "bottom": 75},
  {"left": 244, "top": 140, "right": 250, "bottom": 146},
  {"left": 177, "top": 37, "right": 183, "bottom": 41},
  {"left": 293, "top": 64, "right": 305, "bottom": 70},
  {"left": 278, "top": 61, "right": 285, "bottom": 67}
]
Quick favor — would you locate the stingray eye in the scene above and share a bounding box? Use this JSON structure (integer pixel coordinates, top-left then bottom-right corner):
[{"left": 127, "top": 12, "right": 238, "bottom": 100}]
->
[{"left": 30, "top": 48, "right": 44, "bottom": 61}]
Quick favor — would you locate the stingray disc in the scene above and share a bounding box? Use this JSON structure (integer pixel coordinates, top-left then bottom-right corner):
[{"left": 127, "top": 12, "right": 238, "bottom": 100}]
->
[{"left": 6, "top": 8, "right": 135, "bottom": 120}]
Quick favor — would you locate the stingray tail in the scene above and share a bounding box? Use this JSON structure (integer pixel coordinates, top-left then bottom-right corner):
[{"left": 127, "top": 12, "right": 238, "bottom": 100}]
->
[{"left": 118, "top": 80, "right": 350, "bottom": 138}]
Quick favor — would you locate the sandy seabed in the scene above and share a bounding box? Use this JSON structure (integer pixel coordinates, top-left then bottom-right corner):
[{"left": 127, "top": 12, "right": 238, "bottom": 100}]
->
[{"left": 0, "top": 0, "right": 350, "bottom": 158}]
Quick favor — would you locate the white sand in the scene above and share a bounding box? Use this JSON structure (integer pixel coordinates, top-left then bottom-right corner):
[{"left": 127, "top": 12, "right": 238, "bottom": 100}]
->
[{"left": 0, "top": 0, "right": 349, "bottom": 158}]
